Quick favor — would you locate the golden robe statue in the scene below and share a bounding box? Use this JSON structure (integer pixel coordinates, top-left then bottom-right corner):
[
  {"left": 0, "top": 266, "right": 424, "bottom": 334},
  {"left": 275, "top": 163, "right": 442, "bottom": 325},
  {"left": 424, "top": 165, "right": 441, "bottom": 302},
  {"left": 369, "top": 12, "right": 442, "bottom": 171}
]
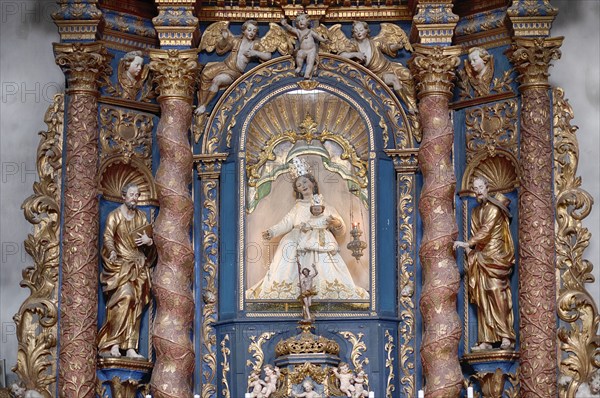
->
[
  {"left": 98, "top": 184, "right": 156, "bottom": 358},
  {"left": 455, "top": 177, "right": 516, "bottom": 351}
]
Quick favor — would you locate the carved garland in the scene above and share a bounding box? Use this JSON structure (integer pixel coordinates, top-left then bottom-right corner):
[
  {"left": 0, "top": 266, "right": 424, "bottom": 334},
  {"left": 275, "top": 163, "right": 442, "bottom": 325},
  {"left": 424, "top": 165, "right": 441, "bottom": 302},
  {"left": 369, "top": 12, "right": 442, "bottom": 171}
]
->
[
  {"left": 553, "top": 87, "right": 600, "bottom": 398},
  {"left": 14, "top": 94, "right": 64, "bottom": 396}
]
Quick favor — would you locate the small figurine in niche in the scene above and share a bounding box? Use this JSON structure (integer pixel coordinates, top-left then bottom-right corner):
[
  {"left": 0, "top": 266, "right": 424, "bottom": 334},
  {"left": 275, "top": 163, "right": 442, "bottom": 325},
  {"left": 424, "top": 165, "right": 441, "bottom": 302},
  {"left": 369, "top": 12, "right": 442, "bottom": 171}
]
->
[
  {"left": 453, "top": 176, "right": 515, "bottom": 351},
  {"left": 195, "top": 20, "right": 293, "bottom": 115},
  {"left": 332, "top": 362, "right": 355, "bottom": 397},
  {"left": 280, "top": 13, "right": 328, "bottom": 79},
  {"left": 352, "top": 369, "right": 369, "bottom": 398},
  {"left": 464, "top": 47, "right": 494, "bottom": 97},
  {"left": 293, "top": 380, "right": 322, "bottom": 398},
  {"left": 97, "top": 183, "right": 156, "bottom": 359},
  {"left": 118, "top": 51, "right": 149, "bottom": 100},
  {"left": 261, "top": 365, "right": 281, "bottom": 398}
]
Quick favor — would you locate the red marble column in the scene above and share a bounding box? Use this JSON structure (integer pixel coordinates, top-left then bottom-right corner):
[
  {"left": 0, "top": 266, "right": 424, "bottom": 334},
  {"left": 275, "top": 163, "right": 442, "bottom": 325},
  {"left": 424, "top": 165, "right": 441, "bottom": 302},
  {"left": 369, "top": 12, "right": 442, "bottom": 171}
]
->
[
  {"left": 53, "top": 42, "right": 110, "bottom": 398},
  {"left": 508, "top": 37, "right": 563, "bottom": 398},
  {"left": 148, "top": 49, "right": 199, "bottom": 398},
  {"left": 409, "top": 45, "right": 463, "bottom": 398}
]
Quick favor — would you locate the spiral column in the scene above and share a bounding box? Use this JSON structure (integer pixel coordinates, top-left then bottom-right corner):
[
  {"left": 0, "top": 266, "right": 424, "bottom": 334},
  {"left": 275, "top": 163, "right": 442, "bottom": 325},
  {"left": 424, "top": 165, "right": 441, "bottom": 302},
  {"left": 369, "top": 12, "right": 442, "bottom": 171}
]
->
[
  {"left": 53, "top": 42, "right": 111, "bottom": 398},
  {"left": 507, "top": 37, "right": 563, "bottom": 397},
  {"left": 148, "top": 49, "right": 200, "bottom": 398},
  {"left": 409, "top": 45, "right": 463, "bottom": 398}
]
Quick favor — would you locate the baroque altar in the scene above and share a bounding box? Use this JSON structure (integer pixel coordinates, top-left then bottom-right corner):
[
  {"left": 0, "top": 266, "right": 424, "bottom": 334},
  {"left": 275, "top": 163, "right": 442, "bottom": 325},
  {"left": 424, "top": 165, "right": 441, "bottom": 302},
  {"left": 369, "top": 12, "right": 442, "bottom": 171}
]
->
[{"left": 9, "top": 0, "right": 599, "bottom": 398}]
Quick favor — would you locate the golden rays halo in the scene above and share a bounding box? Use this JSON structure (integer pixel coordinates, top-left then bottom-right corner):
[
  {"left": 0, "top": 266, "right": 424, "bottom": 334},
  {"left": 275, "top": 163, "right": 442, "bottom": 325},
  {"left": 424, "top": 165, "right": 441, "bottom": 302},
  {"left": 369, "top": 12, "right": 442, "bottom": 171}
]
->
[{"left": 244, "top": 89, "right": 370, "bottom": 212}]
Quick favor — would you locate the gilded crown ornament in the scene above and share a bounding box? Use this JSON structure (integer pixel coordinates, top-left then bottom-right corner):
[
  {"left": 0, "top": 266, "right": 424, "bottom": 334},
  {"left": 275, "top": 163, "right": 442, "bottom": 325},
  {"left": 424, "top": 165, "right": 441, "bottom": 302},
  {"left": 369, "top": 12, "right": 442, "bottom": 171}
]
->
[{"left": 275, "top": 324, "right": 340, "bottom": 357}]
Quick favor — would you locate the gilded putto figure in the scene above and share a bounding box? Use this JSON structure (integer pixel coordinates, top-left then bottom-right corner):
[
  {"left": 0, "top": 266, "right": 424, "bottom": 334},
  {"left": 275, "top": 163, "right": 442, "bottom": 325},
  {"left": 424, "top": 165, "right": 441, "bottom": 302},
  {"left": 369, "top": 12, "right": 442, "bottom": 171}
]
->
[{"left": 195, "top": 20, "right": 293, "bottom": 114}]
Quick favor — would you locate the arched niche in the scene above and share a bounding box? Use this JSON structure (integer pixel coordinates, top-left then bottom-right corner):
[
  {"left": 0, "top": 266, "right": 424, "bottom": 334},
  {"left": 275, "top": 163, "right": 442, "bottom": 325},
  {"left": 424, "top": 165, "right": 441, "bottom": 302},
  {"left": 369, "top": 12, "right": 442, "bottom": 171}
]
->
[{"left": 197, "top": 54, "right": 418, "bottom": 317}]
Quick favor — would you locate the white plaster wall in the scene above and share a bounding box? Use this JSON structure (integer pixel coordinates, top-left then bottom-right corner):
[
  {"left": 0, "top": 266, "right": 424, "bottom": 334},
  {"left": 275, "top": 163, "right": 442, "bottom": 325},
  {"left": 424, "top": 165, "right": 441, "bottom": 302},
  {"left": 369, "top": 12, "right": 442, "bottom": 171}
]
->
[{"left": 0, "top": 0, "right": 597, "bottom": 387}]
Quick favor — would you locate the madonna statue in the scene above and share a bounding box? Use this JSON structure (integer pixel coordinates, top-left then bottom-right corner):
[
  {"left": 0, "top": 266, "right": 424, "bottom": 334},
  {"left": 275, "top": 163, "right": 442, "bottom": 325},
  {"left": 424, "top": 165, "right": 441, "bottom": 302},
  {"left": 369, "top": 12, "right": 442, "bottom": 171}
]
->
[{"left": 246, "top": 158, "right": 368, "bottom": 301}]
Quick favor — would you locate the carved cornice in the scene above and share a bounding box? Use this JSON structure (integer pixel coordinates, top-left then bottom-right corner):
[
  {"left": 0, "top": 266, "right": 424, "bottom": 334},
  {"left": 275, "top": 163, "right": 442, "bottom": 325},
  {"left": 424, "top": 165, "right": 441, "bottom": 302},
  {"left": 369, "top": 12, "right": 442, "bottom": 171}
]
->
[
  {"left": 52, "top": 0, "right": 103, "bottom": 41},
  {"left": 54, "top": 42, "right": 112, "bottom": 95},
  {"left": 507, "top": 0, "right": 558, "bottom": 37},
  {"left": 153, "top": 0, "right": 198, "bottom": 47},
  {"left": 408, "top": 45, "right": 461, "bottom": 99},
  {"left": 507, "top": 37, "right": 563, "bottom": 91},
  {"left": 385, "top": 149, "right": 419, "bottom": 173},
  {"left": 148, "top": 49, "right": 200, "bottom": 102},
  {"left": 194, "top": 153, "right": 228, "bottom": 179},
  {"left": 411, "top": 1, "right": 459, "bottom": 45}
]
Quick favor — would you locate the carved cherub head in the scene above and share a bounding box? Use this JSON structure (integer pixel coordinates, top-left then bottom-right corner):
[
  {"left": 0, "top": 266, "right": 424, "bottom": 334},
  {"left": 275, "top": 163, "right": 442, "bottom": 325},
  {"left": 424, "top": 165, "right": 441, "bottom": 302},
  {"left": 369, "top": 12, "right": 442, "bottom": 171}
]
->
[
  {"left": 295, "top": 12, "right": 310, "bottom": 28},
  {"left": 242, "top": 20, "right": 259, "bottom": 40},
  {"left": 467, "top": 47, "right": 491, "bottom": 76},
  {"left": 351, "top": 21, "right": 370, "bottom": 41},
  {"left": 122, "top": 51, "right": 144, "bottom": 81}
]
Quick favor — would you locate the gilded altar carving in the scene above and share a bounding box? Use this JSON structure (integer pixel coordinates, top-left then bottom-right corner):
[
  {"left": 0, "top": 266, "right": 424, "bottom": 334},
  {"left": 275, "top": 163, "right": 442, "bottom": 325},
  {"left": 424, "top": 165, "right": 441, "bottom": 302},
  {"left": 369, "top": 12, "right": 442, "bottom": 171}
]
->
[
  {"left": 195, "top": 20, "right": 293, "bottom": 114},
  {"left": 465, "top": 100, "right": 518, "bottom": 161},
  {"left": 409, "top": 45, "right": 461, "bottom": 98},
  {"left": 54, "top": 41, "right": 111, "bottom": 398},
  {"left": 152, "top": 0, "right": 198, "bottom": 47},
  {"left": 457, "top": 48, "right": 514, "bottom": 101},
  {"left": 99, "top": 106, "right": 154, "bottom": 167},
  {"left": 507, "top": 0, "right": 558, "bottom": 37},
  {"left": 221, "top": 335, "right": 232, "bottom": 398},
  {"left": 471, "top": 369, "right": 514, "bottom": 398},
  {"left": 148, "top": 50, "right": 197, "bottom": 398},
  {"left": 14, "top": 94, "right": 64, "bottom": 397},
  {"left": 338, "top": 332, "right": 369, "bottom": 373},
  {"left": 99, "top": 376, "right": 149, "bottom": 398},
  {"left": 454, "top": 177, "right": 516, "bottom": 352},
  {"left": 384, "top": 330, "right": 395, "bottom": 398},
  {"left": 507, "top": 36, "right": 562, "bottom": 398},
  {"left": 409, "top": 44, "right": 463, "bottom": 398},
  {"left": 412, "top": 1, "right": 459, "bottom": 45},
  {"left": 52, "top": 0, "right": 103, "bottom": 41},
  {"left": 321, "top": 21, "right": 417, "bottom": 127},
  {"left": 247, "top": 332, "right": 276, "bottom": 373},
  {"left": 54, "top": 42, "right": 112, "bottom": 95},
  {"left": 102, "top": 51, "right": 155, "bottom": 102},
  {"left": 553, "top": 87, "right": 600, "bottom": 398},
  {"left": 148, "top": 49, "right": 199, "bottom": 101}
]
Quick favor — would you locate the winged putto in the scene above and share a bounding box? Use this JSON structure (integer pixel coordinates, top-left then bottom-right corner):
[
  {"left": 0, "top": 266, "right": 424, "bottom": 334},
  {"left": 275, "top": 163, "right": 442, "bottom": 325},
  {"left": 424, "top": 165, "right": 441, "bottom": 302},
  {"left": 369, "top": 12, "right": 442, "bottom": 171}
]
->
[{"left": 196, "top": 20, "right": 294, "bottom": 115}]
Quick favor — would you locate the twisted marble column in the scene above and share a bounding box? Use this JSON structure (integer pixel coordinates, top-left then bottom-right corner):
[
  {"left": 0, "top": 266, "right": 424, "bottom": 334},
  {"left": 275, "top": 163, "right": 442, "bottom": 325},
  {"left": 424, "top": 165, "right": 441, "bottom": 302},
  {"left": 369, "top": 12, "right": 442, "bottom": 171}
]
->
[
  {"left": 148, "top": 49, "right": 199, "bottom": 398},
  {"left": 409, "top": 45, "right": 463, "bottom": 398},
  {"left": 54, "top": 42, "right": 110, "bottom": 398},
  {"left": 508, "top": 37, "right": 563, "bottom": 398}
]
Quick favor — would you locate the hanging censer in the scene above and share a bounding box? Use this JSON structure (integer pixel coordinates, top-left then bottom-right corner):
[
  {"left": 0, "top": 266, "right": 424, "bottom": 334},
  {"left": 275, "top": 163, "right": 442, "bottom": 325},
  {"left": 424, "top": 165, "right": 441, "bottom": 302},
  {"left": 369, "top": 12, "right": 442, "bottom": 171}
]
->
[{"left": 347, "top": 186, "right": 367, "bottom": 260}]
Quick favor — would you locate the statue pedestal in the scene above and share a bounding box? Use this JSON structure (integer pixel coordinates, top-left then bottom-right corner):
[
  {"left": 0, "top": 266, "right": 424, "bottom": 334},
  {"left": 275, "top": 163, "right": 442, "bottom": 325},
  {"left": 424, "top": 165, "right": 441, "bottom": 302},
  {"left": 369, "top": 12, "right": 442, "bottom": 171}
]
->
[
  {"left": 461, "top": 350, "right": 520, "bottom": 397},
  {"left": 97, "top": 357, "right": 153, "bottom": 398}
]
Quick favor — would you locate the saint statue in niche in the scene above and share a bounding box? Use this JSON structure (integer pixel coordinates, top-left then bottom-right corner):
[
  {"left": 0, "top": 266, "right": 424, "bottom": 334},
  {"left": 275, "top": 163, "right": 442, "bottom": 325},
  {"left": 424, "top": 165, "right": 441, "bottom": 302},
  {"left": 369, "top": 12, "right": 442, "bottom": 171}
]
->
[
  {"left": 246, "top": 157, "right": 368, "bottom": 301},
  {"left": 454, "top": 176, "right": 516, "bottom": 351},
  {"left": 98, "top": 183, "right": 156, "bottom": 359}
]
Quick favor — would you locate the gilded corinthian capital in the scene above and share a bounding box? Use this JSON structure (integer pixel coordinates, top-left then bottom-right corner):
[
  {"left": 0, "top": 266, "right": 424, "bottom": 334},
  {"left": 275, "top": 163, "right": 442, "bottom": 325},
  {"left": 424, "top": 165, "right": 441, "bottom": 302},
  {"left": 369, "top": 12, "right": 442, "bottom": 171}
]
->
[
  {"left": 54, "top": 42, "right": 112, "bottom": 95},
  {"left": 507, "top": 37, "right": 563, "bottom": 91},
  {"left": 149, "top": 49, "right": 200, "bottom": 102},
  {"left": 408, "top": 45, "right": 461, "bottom": 99}
]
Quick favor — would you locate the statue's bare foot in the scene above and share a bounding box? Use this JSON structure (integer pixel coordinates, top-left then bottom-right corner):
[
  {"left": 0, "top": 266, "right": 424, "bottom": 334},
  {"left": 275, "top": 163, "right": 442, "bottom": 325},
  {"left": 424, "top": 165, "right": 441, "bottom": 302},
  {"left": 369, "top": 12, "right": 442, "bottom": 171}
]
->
[
  {"left": 471, "top": 342, "right": 492, "bottom": 351},
  {"left": 110, "top": 344, "right": 121, "bottom": 357},
  {"left": 500, "top": 338, "right": 514, "bottom": 350},
  {"left": 195, "top": 105, "right": 206, "bottom": 115},
  {"left": 295, "top": 67, "right": 302, "bottom": 75},
  {"left": 126, "top": 348, "right": 144, "bottom": 359}
]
